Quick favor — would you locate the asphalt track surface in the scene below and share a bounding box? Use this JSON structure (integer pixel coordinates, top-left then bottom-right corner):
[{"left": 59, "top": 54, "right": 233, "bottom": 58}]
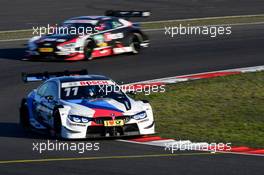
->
[
  {"left": 0, "top": 23, "right": 264, "bottom": 174},
  {"left": 1, "top": 0, "right": 264, "bottom": 30}
]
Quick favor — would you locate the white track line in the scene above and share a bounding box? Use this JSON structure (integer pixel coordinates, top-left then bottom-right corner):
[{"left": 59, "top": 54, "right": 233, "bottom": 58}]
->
[
  {"left": 118, "top": 139, "right": 264, "bottom": 157},
  {"left": 0, "top": 38, "right": 30, "bottom": 42},
  {"left": 129, "top": 65, "right": 264, "bottom": 85}
]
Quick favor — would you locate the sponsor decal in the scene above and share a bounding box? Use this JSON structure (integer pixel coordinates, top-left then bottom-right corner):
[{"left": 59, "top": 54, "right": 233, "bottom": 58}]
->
[
  {"left": 61, "top": 80, "right": 115, "bottom": 88},
  {"left": 113, "top": 47, "right": 133, "bottom": 54},
  {"left": 93, "top": 34, "right": 108, "bottom": 47},
  {"left": 104, "top": 33, "right": 124, "bottom": 42},
  {"left": 93, "top": 34, "right": 104, "bottom": 44},
  {"left": 39, "top": 48, "right": 53, "bottom": 52},
  {"left": 80, "top": 80, "right": 114, "bottom": 86},
  {"left": 97, "top": 42, "right": 108, "bottom": 47}
]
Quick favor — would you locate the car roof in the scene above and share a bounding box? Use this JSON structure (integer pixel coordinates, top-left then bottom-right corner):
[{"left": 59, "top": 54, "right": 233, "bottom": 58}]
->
[
  {"left": 48, "top": 75, "right": 111, "bottom": 83},
  {"left": 68, "top": 16, "right": 113, "bottom": 21}
]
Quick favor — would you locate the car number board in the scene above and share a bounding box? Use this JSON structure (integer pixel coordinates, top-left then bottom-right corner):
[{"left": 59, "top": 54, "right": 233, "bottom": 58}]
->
[
  {"left": 104, "top": 119, "right": 124, "bottom": 127},
  {"left": 39, "top": 48, "right": 54, "bottom": 52}
]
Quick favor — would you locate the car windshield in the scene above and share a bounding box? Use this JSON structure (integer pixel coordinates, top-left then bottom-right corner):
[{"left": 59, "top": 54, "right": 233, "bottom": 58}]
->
[
  {"left": 62, "top": 23, "right": 94, "bottom": 29},
  {"left": 61, "top": 84, "right": 126, "bottom": 100},
  {"left": 60, "top": 22, "right": 96, "bottom": 34}
]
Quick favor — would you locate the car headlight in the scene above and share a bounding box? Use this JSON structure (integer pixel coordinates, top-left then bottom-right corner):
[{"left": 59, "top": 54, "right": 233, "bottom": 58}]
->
[
  {"left": 132, "top": 111, "right": 147, "bottom": 120},
  {"left": 28, "top": 42, "right": 37, "bottom": 50},
  {"left": 68, "top": 115, "right": 92, "bottom": 123},
  {"left": 62, "top": 43, "right": 76, "bottom": 48}
]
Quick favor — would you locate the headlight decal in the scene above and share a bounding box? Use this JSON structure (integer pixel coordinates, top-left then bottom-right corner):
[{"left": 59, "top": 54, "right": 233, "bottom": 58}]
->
[
  {"left": 68, "top": 115, "right": 92, "bottom": 123},
  {"left": 58, "top": 38, "right": 77, "bottom": 49},
  {"left": 132, "top": 111, "right": 147, "bottom": 120}
]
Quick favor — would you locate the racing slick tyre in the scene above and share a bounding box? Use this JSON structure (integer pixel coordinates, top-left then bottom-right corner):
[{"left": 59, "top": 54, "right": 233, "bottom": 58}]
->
[
  {"left": 84, "top": 39, "right": 95, "bottom": 61},
  {"left": 19, "top": 99, "right": 30, "bottom": 130},
  {"left": 129, "top": 33, "right": 142, "bottom": 54},
  {"left": 52, "top": 109, "right": 62, "bottom": 139}
]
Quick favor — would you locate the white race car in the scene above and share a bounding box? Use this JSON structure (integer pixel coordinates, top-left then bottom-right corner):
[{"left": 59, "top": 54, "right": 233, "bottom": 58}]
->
[{"left": 20, "top": 70, "right": 155, "bottom": 139}]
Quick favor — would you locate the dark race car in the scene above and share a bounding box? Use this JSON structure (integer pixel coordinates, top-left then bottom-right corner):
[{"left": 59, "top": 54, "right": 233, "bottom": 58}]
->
[{"left": 26, "top": 11, "right": 150, "bottom": 61}]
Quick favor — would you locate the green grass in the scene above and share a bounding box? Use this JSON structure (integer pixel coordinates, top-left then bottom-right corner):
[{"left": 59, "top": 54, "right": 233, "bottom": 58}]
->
[{"left": 134, "top": 71, "right": 264, "bottom": 148}]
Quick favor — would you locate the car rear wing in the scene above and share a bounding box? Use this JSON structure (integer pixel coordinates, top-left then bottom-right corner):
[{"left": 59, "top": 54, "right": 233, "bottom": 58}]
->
[
  {"left": 22, "top": 69, "right": 88, "bottom": 83},
  {"left": 105, "top": 10, "right": 151, "bottom": 18}
]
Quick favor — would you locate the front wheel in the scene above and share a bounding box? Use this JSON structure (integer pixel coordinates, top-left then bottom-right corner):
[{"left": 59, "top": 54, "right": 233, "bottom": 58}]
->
[
  {"left": 52, "top": 109, "right": 62, "bottom": 138},
  {"left": 84, "top": 39, "right": 95, "bottom": 60},
  {"left": 19, "top": 100, "right": 30, "bottom": 130}
]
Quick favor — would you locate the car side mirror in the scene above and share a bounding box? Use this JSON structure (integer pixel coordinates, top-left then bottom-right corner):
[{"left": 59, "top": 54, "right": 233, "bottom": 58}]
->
[{"left": 95, "top": 26, "right": 104, "bottom": 32}]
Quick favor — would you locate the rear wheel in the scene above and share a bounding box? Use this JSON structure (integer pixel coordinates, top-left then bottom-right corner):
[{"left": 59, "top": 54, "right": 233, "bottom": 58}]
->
[
  {"left": 129, "top": 34, "right": 142, "bottom": 54},
  {"left": 84, "top": 39, "right": 95, "bottom": 60},
  {"left": 19, "top": 99, "right": 30, "bottom": 130}
]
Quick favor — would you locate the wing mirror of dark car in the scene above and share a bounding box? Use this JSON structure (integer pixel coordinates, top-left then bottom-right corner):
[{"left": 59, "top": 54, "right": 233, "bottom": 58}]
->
[
  {"left": 95, "top": 26, "right": 104, "bottom": 32},
  {"left": 45, "top": 95, "right": 54, "bottom": 101}
]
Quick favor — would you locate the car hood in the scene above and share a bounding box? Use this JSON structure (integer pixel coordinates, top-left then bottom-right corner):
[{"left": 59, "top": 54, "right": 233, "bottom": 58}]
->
[
  {"left": 37, "top": 34, "right": 78, "bottom": 43},
  {"left": 61, "top": 98, "right": 143, "bottom": 118}
]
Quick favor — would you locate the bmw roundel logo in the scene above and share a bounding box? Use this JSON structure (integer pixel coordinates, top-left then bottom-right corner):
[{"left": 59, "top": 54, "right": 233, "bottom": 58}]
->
[{"left": 111, "top": 113, "right": 116, "bottom": 120}]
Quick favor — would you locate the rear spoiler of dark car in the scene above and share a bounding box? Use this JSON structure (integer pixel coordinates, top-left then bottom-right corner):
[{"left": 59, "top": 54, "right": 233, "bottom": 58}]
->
[
  {"left": 22, "top": 69, "right": 88, "bottom": 83},
  {"left": 105, "top": 10, "right": 151, "bottom": 18}
]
